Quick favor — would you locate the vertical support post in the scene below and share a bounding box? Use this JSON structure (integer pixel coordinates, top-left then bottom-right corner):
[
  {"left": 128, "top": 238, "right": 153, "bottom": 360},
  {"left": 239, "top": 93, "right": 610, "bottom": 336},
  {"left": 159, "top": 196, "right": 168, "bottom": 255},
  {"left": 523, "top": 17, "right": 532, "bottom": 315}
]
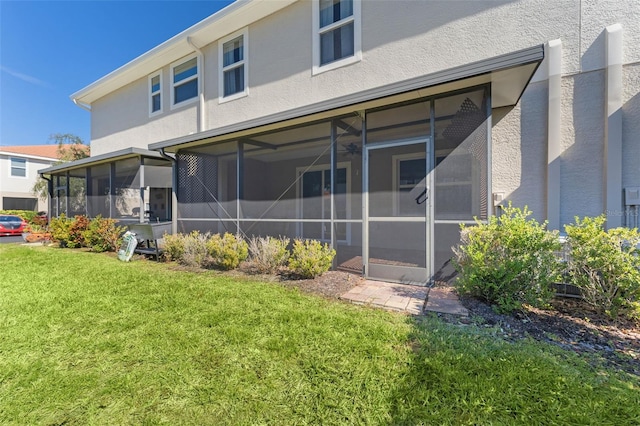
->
[
  {"left": 428, "top": 98, "right": 436, "bottom": 282},
  {"left": 47, "top": 176, "right": 53, "bottom": 218},
  {"left": 237, "top": 141, "right": 244, "bottom": 235},
  {"left": 85, "top": 167, "right": 92, "bottom": 218},
  {"left": 109, "top": 163, "right": 116, "bottom": 219},
  {"left": 65, "top": 170, "right": 70, "bottom": 217},
  {"left": 171, "top": 153, "right": 178, "bottom": 235},
  {"left": 546, "top": 39, "right": 562, "bottom": 231},
  {"left": 604, "top": 24, "right": 623, "bottom": 228},
  {"left": 485, "top": 84, "right": 492, "bottom": 222},
  {"left": 139, "top": 157, "right": 145, "bottom": 223},
  {"left": 361, "top": 112, "right": 368, "bottom": 277},
  {"left": 330, "top": 121, "right": 337, "bottom": 269}
]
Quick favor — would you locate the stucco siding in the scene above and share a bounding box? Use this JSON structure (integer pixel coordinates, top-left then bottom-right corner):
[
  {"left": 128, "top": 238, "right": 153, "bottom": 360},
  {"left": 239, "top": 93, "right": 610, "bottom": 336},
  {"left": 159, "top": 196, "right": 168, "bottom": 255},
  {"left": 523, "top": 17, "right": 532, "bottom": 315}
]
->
[
  {"left": 91, "top": 65, "right": 199, "bottom": 156},
  {"left": 87, "top": 0, "right": 585, "bottom": 153},
  {"left": 491, "top": 80, "right": 548, "bottom": 223},
  {"left": 622, "top": 63, "right": 640, "bottom": 190},
  {"left": 560, "top": 71, "right": 606, "bottom": 226}
]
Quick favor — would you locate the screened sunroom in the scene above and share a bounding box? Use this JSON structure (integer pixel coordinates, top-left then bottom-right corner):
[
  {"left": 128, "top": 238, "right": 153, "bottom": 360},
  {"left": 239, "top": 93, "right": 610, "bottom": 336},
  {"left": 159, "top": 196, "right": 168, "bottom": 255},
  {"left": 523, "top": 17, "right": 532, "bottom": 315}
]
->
[
  {"left": 39, "top": 148, "right": 172, "bottom": 225},
  {"left": 168, "top": 86, "right": 490, "bottom": 285}
]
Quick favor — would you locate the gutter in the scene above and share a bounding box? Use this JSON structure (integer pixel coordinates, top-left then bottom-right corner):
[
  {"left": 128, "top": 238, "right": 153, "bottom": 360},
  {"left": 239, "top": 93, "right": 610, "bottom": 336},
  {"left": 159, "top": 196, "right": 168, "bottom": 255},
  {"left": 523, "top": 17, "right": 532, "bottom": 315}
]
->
[
  {"left": 72, "top": 98, "right": 91, "bottom": 111},
  {"left": 187, "top": 36, "right": 206, "bottom": 132}
]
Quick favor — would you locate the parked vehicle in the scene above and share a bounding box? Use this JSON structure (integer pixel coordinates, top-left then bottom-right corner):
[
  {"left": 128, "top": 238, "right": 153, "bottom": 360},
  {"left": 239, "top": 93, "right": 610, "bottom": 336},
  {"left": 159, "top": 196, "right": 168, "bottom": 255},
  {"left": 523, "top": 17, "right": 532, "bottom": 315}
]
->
[{"left": 0, "top": 215, "right": 28, "bottom": 236}]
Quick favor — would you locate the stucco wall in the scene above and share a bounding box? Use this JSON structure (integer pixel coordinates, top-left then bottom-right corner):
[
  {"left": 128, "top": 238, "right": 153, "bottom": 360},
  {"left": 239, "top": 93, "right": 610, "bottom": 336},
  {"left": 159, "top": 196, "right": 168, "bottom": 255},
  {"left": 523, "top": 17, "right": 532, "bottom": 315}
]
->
[
  {"left": 623, "top": 63, "right": 640, "bottom": 190},
  {"left": 0, "top": 155, "right": 53, "bottom": 211},
  {"left": 86, "top": 0, "right": 640, "bottom": 229},
  {"left": 491, "top": 80, "right": 548, "bottom": 223},
  {"left": 90, "top": 0, "right": 586, "bottom": 151}
]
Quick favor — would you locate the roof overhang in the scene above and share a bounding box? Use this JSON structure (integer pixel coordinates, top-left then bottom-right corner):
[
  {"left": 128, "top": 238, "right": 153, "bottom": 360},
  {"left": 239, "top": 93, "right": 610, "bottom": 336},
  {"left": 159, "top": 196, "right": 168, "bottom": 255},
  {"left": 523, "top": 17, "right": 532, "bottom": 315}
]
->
[
  {"left": 71, "top": 0, "right": 297, "bottom": 105},
  {"left": 38, "top": 148, "right": 167, "bottom": 176},
  {"left": 150, "top": 44, "right": 544, "bottom": 153},
  {"left": 0, "top": 151, "right": 58, "bottom": 162}
]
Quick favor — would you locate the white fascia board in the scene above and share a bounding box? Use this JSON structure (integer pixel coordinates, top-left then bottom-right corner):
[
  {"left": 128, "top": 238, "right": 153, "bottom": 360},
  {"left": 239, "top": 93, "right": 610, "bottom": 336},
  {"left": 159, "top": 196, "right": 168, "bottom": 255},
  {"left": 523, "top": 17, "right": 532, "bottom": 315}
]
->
[
  {"left": 0, "top": 151, "right": 58, "bottom": 162},
  {"left": 70, "top": 0, "right": 297, "bottom": 106}
]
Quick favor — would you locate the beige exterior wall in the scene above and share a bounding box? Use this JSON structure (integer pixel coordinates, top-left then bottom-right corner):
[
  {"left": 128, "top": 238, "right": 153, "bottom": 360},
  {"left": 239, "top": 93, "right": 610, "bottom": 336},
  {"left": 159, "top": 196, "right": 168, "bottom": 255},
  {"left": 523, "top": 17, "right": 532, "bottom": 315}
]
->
[
  {"left": 0, "top": 154, "right": 54, "bottom": 212},
  {"left": 87, "top": 0, "right": 640, "bottom": 227}
]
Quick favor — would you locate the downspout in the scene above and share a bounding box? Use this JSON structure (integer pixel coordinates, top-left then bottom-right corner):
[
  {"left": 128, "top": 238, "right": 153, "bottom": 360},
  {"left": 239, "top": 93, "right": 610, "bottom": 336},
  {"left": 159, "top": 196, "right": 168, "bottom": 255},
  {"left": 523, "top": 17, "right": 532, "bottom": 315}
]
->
[
  {"left": 186, "top": 36, "right": 206, "bottom": 132},
  {"left": 40, "top": 173, "right": 53, "bottom": 217},
  {"left": 72, "top": 98, "right": 91, "bottom": 112},
  {"left": 159, "top": 148, "right": 178, "bottom": 235}
]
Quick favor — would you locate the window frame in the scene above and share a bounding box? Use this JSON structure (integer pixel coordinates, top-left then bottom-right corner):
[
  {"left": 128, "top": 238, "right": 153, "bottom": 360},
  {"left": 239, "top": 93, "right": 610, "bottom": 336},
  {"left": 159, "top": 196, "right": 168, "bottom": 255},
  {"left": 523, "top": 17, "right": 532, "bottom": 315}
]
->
[
  {"left": 312, "top": 0, "right": 362, "bottom": 75},
  {"left": 9, "top": 157, "right": 27, "bottom": 178},
  {"left": 218, "top": 28, "right": 249, "bottom": 103},
  {"left": 170, "top": 54, "right": 200, "bottom": 109},
  {"left": 148, "top": 71, "right": 163, "bottom": 117},
  {"left": 392, "top": 153, "right": 426, "bottom": 217}
]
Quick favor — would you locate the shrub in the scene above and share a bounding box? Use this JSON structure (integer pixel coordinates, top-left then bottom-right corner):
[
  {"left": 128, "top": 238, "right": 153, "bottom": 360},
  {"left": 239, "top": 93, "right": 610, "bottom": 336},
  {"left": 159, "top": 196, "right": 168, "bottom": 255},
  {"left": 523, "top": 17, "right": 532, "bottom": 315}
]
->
[
  {"left": 163, "top": 232, "right": 185, "bottom": 262},
  {"left": 453, "top": 204, "right": 562, "bottom": 313},
  {"left": 82, "top": 216, "right": 124, "bottom": 252},
  {"left": 247, "top": 236, "right": 290, "bottom": 273},
  {"left": 49, "top": 214, "right": 73, "bottom": 247},
  {"left": 67, "top": 215, "right": 90, "bottom": 248},
  {"left": 180, "top": 231, "right": 210, "bottom": 267},
  {"left": 207, "top": 233, "right": 249, "bottom": 270},
  {"left": 565, "top": 215, "right": 640, "bottom": 320},
  {"left": 288, "top": 239, "right": 335, "bottom": 279}
]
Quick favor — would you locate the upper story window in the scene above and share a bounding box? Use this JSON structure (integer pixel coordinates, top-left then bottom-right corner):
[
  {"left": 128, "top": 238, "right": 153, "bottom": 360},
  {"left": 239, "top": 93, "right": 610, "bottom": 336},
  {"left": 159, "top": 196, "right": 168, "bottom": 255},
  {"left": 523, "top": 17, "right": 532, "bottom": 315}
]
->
[
  {"left": 312, "top": 0, "right": 361, "bottom": 74},
  {"left": 10, "top": 157, "right": 26, "bottom": 177},
  {"left": 149, "top": 72, "right": 162, "bottom": 116},
  {"left": 219, "top": 28, "right": 248, "bottom": 102},
  {"left": 171, "top": 55, "right": 199, "bottom": 108}
]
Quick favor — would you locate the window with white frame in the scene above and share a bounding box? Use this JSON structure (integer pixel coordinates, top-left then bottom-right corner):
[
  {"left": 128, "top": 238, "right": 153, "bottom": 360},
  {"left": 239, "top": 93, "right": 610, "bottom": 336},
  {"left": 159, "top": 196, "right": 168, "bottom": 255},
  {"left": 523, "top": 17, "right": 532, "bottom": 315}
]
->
[
  {"left": 149, "top": 72, "right": 162, "bottom": 115},
  {"left": 171, "top": 55, "right": 199, "bottom": 107},
  {"left": 10, "top": 157, "right": 26, "bottom": 177},
  {"left": 219, "top": 28, "right": 248, "bottom": 102},
  {"left": 313, "top": 0, "right": 361, "bottom": 74}
]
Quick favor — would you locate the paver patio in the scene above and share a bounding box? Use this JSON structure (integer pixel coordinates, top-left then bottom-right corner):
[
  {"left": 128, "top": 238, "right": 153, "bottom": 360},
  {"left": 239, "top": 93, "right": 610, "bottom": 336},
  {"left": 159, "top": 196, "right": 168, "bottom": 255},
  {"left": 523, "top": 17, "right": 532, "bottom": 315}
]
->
[{"left": 340, "top": 280, "right": 468, "bottom": 316}]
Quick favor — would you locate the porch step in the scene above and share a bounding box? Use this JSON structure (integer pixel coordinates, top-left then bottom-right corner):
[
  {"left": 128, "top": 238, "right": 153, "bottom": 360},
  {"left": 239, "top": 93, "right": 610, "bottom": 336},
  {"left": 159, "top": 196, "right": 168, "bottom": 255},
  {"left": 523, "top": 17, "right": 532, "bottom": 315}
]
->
[{"left": 424, "top": 287, "right": 469, "bottom": 316}]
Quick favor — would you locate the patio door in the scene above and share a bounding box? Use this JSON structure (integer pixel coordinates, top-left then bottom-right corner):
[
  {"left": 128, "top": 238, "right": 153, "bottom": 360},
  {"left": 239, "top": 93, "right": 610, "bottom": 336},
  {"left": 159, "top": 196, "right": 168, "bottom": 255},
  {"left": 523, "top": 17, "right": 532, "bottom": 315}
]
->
[{"left": 364, "top": 138, "right": 430, "bottom": 285}]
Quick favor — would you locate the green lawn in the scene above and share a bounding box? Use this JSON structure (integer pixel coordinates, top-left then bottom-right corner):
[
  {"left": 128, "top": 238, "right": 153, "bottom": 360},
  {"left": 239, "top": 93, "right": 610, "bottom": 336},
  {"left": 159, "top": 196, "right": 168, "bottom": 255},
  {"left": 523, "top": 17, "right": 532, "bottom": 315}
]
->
[{"left": 0, "top": 245, "right": 638, "bottom": 425}]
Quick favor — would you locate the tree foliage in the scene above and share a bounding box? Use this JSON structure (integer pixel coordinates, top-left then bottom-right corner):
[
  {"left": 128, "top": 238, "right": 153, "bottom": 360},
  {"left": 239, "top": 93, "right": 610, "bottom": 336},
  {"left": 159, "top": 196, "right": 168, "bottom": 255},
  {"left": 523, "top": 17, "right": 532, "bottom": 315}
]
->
[{"left": 32, "top": 134, "right": 90, "bottom": 201}]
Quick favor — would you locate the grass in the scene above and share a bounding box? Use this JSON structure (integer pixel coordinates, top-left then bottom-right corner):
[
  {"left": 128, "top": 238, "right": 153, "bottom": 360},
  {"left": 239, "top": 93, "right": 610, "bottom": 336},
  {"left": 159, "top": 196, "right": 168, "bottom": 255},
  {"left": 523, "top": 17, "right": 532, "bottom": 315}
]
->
[{"left": 0, "top": 245, "right": 638, "bottom": 425}]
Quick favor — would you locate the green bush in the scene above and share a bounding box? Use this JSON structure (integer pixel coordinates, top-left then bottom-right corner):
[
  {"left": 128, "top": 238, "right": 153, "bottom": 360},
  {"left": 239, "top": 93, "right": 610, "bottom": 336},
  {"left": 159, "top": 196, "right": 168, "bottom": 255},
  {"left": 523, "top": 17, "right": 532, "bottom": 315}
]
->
[
  {"left": 49, "top": 214, "right": 73, "bottom": 248},
  {"left": 565, "top": 215, "right": 640, "bottom": 320},
  {"left": 453, "top": 204, "right": 562, "bottom": 313},
  {"left": 288, "top": 239, "right": 335, "bottom": 279},
  {"left": 82, "top": 216, "right": 124, "bottom": 252},
  {"left": 207, "top": 233, "right": 249, "bottom": 270},
  {"left": 247, "top": 236, "right": 290, "bottom": 273},
  {"left": 180, "top": 231, "right": 210, "bottom": 267},
  {"left": 162, "top": 232, "right": 185, "bottom": 262}
]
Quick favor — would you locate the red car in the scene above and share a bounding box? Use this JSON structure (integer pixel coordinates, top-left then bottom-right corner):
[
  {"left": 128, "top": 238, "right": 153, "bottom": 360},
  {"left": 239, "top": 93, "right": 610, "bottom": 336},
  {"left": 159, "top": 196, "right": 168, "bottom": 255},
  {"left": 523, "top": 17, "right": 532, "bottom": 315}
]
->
[{"left": 0, "top": 215, "right": 28, "bottom": 236}]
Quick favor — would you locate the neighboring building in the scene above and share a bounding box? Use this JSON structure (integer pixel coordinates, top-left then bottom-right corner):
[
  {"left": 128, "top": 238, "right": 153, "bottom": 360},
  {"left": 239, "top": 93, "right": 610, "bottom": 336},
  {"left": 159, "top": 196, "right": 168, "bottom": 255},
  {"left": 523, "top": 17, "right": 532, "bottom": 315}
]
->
[
  {"left": 0, "top": 145, "right": 64, "bottom": 212},
  {"left": 41, "top": 0, "right": 640, "bottom": 285}
]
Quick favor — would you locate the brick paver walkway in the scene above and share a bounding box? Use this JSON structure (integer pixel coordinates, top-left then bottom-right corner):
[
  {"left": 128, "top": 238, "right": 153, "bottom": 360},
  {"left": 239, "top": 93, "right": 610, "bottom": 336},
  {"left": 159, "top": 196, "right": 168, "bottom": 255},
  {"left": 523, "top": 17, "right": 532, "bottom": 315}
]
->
[{"left": 340, "top": 280, "right": 468, "bottom": 316}]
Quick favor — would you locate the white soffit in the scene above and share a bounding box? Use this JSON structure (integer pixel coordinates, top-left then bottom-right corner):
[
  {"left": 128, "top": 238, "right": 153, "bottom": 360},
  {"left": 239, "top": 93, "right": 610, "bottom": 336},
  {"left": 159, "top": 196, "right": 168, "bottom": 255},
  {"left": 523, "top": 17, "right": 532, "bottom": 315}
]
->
[
  {"left": 491, "top": 62, "right": 540, "bottom": 108},
  {"left": 71, "top": 0, "right": 297, "bottom": 104}
]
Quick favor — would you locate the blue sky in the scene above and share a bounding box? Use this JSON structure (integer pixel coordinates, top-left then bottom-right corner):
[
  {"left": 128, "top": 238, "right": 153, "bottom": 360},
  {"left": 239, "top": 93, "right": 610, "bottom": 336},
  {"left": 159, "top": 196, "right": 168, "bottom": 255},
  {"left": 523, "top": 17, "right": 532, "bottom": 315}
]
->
[{"left": 0, "top": 0, "right": 234, "bottom": 147}]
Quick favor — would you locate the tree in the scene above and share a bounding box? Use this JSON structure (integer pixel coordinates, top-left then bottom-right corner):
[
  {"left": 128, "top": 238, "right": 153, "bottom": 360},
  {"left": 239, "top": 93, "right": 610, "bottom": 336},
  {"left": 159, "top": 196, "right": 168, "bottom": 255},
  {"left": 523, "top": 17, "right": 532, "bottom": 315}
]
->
[{"left": 32, "top": 134, "right": 90, "bottom": 202}]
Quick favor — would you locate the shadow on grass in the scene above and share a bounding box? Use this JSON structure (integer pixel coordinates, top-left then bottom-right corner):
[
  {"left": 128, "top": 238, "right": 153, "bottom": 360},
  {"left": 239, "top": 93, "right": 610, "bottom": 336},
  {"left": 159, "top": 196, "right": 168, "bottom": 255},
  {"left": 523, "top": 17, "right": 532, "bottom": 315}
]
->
[{"left": 387, "top": 314, "right": 640, "bottom": 425}]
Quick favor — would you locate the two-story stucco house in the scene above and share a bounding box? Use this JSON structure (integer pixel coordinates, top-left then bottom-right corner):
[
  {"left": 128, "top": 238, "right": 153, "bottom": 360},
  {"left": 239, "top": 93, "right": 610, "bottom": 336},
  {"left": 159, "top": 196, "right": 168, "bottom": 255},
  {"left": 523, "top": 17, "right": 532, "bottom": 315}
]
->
[
  {"left": 40, "top": 0, "right": 640, "bottom": 285},
  {"left": 0, "top": 145, "right": 66, "bottom": 212}
]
